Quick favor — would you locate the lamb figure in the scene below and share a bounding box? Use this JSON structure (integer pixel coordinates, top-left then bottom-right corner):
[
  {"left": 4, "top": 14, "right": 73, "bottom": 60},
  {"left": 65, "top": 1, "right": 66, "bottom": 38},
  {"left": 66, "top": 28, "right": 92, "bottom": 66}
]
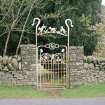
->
[
  {"left": 60, "top": 26, "right": 66, "bottom": 35},
  {"left": 38, "top": 24, "right": 46, "bottom": 34},
  {"left": 49, "top": 27, "right": 57, "bottom": 33}
]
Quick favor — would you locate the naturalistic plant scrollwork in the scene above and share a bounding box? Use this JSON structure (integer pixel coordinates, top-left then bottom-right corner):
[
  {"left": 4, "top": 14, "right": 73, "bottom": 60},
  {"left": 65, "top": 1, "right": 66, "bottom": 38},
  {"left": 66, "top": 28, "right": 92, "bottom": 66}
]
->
[{"left": 39, "top": 43, "right": 66, "bottom": 63}]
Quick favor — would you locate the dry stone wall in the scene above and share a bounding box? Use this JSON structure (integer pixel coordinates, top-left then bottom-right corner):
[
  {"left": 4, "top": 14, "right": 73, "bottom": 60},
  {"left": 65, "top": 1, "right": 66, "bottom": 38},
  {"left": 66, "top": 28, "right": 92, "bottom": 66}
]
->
[
  {"left": 67, "top": 48, "right": 105, "bottom": 88},
  {"left": 0, "top": 44, "right": 37, "bottom": 86},
  {"left": 0, "top": 44, "right": 105, "bottom": 88},
  {"left": 0, "top": 55, "right": 22, "bottom": 85},
  {"left": 83, "top": 57, "right": 105, "bottom": 84}
]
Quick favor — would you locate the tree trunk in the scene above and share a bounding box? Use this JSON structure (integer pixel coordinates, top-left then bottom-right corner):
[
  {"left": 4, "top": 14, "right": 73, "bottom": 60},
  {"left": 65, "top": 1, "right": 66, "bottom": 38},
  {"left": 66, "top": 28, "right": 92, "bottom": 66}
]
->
[{"left": 16, "top": 3, "right": 34, "bottom": 55}]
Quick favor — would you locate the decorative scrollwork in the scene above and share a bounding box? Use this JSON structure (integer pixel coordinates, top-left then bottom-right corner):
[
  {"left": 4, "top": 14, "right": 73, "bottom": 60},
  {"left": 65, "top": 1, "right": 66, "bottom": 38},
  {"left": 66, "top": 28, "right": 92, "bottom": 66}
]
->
[
  {"left": 45, "top": 43, "right": 59, "bottom": 50},
  {"left": 32, "top": 17, "right": 74, "bottom": 37},
  {"left": 39, "top": 43, "right": 66, "bottom": 63},
  {"left": 40, "top": 52, "right": 64, "bottom": 63},
  {"left": 41, "top": 53, "right": 51, "bottom": 62},
  {"left": 37, "top": 26, "right": 67, "bottom": 36}
]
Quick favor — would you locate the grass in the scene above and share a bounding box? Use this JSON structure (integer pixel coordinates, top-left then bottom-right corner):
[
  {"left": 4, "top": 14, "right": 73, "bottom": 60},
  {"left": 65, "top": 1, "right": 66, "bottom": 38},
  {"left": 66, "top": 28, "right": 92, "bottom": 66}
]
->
[
  {"left": 62, "top": 84, "right": 105, "bottom": 98},
  {"left": 0, "top": 85, "right": 49, "bottom": 99},
  {"left": 0, "top": 83, "right": 105, "bottom": 98}
]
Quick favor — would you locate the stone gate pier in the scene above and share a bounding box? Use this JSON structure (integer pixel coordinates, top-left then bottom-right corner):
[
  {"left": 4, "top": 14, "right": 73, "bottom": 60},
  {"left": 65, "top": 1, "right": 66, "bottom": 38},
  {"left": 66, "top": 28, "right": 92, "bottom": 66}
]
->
[
  {"left": 67, "top": 46, "right": 84, "bottom": 88},
  {"left": 19, "top": 44, "right": 37, "bottom": 85}
]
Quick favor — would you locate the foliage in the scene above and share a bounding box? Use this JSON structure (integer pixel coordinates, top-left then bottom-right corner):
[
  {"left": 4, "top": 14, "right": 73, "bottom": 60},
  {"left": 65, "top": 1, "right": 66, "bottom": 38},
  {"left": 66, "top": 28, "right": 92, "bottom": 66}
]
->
[{"left": 0, "top": 0, "right": 102, "bottom": 55}]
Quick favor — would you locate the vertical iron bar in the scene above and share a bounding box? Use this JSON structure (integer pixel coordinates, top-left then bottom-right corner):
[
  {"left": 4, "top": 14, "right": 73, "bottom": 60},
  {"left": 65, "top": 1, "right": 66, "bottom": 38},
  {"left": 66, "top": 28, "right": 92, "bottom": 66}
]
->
[
  {"left": 61, "top": 53, "right": 63, "bottom": 86},
  {"left": 51, "top": 57, "right": 52, "bottom": 85},
  {"left": 52, "top": 58, "right": 54, "bottom": 85},
  {"left": 65, "top": 47, "right": 68, "bottom": 86},
  {"left": 39, "top": 49, "right": 41, "bottom": 88},
  {"left": 48, "top": 59, "right": 49, "bottom": 84},
  {"left": 33, "top": 18, "right": 40, "bottom": 89},
  {"left": 65, "top": 19, "right": 73, "bottom": 88},
  {"left": 58, "top": 58, "right": 59, "bottom": 85}
]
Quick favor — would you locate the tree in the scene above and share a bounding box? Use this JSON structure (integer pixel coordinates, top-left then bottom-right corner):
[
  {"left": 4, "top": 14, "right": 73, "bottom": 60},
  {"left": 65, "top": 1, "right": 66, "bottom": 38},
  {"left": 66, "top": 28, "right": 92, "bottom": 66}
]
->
[{"left": 0, "top": 0, "right": 102, "bottom": 55}]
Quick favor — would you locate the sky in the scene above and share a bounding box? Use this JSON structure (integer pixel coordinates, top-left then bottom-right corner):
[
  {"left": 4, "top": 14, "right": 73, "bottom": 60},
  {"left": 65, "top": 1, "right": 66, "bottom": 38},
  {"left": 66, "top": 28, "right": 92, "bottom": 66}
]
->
[{"left": 102, "top": 0, "right": 105, "bottom": 5}]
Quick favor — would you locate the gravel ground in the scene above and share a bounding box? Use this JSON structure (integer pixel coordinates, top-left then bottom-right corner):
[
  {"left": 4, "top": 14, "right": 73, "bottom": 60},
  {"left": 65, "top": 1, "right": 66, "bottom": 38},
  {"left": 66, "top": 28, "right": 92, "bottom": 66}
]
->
[{"left": 0, "top": 98, "right": 105, "bottom": 105}]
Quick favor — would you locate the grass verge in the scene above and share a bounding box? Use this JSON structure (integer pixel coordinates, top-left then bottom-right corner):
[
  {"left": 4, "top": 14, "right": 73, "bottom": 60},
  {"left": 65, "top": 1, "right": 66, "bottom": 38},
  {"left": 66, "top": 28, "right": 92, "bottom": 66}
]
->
[
  {"left": 62, "top": 83, "right": 105, "bottom": 98},
  {"left": 0, "top": 83, "right": 105, "bottom": 98},
  {"left": 0, "top": 85, "right": 49, "bottom": 98}
]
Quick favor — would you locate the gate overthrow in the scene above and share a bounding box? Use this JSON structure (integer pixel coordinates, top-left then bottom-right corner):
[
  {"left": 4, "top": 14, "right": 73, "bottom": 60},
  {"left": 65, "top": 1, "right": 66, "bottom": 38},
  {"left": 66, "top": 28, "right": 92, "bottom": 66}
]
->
[{"left": 32, "top": 18, "right": 73, "bottom": 89}]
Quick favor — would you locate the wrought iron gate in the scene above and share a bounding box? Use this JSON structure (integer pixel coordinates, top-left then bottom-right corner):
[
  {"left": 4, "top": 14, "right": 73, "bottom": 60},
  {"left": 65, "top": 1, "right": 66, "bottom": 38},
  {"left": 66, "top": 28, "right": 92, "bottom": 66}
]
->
[
  {"left": 32, "top": 18, "right": 73, "bottom": 89},
  {"left": 38, "top": 43, "right": 67, "bottom": 88}
]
